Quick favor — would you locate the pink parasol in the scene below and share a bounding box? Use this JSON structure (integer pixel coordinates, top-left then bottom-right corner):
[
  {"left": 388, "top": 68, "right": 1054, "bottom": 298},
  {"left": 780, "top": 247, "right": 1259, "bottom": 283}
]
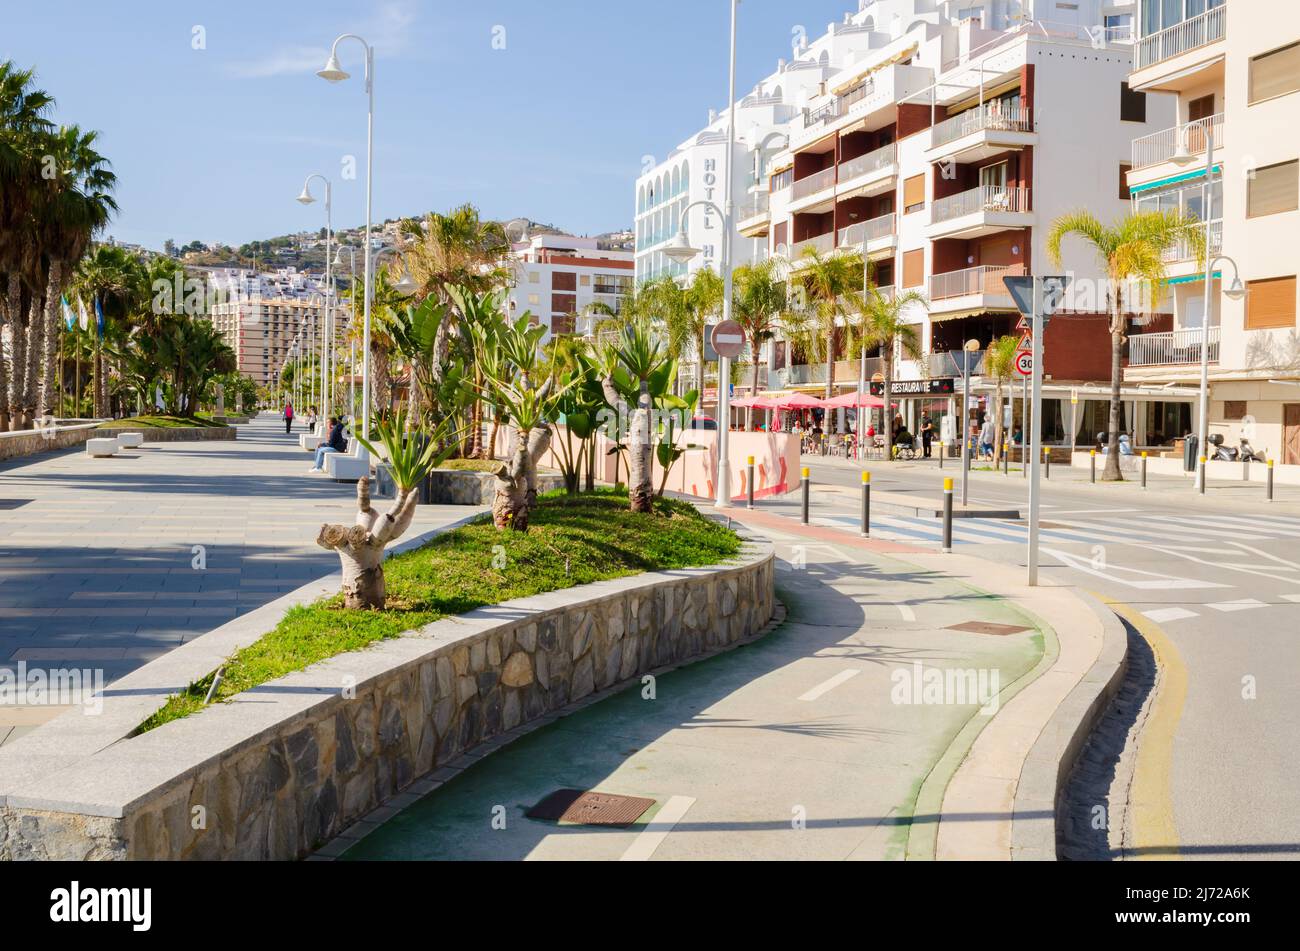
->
[
  {"left": 822, "top": 390, "right": 886, "bottom": 409},
  {"left": 776, "top": 393, "right": 826, "bottom": 409}
]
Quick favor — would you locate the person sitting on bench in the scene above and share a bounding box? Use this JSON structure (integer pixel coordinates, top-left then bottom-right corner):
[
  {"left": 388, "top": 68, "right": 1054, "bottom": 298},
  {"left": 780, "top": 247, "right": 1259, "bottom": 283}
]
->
[{"left": 310, "top": 417, "right": 348, "bottom": 472}]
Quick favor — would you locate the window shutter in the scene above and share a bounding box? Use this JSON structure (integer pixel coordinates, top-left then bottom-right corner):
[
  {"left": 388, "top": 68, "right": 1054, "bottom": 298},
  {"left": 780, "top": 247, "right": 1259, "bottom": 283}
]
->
[
  {"left": 1250, "top": 42, "right": 1300, "bottom": 104},
  {"left": 903, "top": 174, "right": 926, "bottom": 212},
  {"left": 902, "top": 249, "right": 924, "bottom": 288},
  {"left": 1245, "top": 276, "right": 1297, "bottom": 330},
  {"left": 1247, "top": 160, "right": 1299, "bottom": 218}
]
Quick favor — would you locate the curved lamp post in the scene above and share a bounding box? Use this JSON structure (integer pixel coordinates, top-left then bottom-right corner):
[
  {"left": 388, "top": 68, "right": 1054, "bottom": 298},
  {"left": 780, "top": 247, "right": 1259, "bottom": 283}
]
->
[
  {"left": 1171, "top": 122, "right": 1245, "bottom": 488},
  {"left": 297, "top": 173, "right": 334, "bottom": 425},
  {"left": 317, "top": 33, "right": 376, "bottom": 438}
]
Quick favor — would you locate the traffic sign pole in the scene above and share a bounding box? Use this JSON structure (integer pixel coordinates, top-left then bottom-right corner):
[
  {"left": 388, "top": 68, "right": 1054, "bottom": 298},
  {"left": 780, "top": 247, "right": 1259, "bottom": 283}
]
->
[{"left": 1028, "top": 279, "right": 1044, "bottom": 587}]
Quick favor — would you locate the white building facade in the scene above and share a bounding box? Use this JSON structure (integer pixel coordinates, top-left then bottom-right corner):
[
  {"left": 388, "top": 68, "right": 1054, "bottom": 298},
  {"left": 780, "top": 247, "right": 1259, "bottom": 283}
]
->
[{"left": 503, "top": 234, "right": 634, "bottom": 341}]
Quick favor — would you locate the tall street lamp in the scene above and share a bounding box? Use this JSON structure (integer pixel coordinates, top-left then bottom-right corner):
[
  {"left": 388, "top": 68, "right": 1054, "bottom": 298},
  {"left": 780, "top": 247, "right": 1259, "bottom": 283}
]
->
[
  {"left": 297, "top": 173, "right": 334, "bottom": 425},
  {"left": 663, "top": 0, "right": 740, "bottom": 509},
  {"left": 317, "top": 34, "right": 376, "bottom": 439},
  {"left": 1171, "top": 121, "right": 1246, "bottom": 488},
  {"left": 335, "top": 245, "right": 357, "bottom": 422}
]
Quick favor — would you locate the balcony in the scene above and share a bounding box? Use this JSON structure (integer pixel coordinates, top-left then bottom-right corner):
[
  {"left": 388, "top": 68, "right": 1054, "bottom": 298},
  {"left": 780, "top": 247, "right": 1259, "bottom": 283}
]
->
[
  {"left": 926, "top": 102, "right": 1036, "bottom": 163},
  {"left": 737, "top": 192, "right": 771, "bottom": 237},
  {"left": 1134, "top": 5, "right": 1227, "bottom": 77},
  {"left": 1164, "top": 219, "right": 1222, "bottom": 264},
  {"left": 926, "top": 185, "right": 1032, "bottom": 239},
  {"left": 837, "top": 143, "right": 896, "bottom": 199},
  {"left": 802, "top": 99, "right": 842, "bottom": 131},
  {"left": 790, "top": 166, "right": 837, "bottom": 212},
  {"left": 790, "top": 231, "right": 837, "bottom": 261},
  {"left": 929, "top": 350, "right": 986, "bottom": 377},
  {"left": 1128, "top": 327, "right": 1220, "bottom": 366},
  {"left": 779, "top": 359, "right": 878, "bottom": 387},
  {"left": 838, "top": 213, "right": 897, "bottom": 260},
  {"left": 1130, "top": 114, "right": 1223, "bottom": 182},
  {"left": 928, "top": 263, "right": 1025, "bottom": 312}
]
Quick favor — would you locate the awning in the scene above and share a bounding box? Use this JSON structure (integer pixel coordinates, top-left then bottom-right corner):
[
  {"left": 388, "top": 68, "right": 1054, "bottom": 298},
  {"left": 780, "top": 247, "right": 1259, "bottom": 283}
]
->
[
  {"left": 830, "top": 43, "right": 918, "bottom": 93},
  {"left": 928, "top": 307, "right": 1017, "bottom": 323},
  {"left": 1129, "top": 165, "right": 1223, "bottom": 195}
]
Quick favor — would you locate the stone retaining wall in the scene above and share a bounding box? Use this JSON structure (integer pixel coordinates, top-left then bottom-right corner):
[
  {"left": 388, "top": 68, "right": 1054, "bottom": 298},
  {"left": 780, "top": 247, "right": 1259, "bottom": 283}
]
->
[
  {"left": 0, "top": 531, "right": 774, "bottom": 861},
  {"left": 110, "top": 426, "right": 236, "bottom": 444},
  {"left": 425, "top": 467, "right": 565, "bottom": 505},
  {"left": 0, "top": 423, "right": 101, "bottom": 462}
]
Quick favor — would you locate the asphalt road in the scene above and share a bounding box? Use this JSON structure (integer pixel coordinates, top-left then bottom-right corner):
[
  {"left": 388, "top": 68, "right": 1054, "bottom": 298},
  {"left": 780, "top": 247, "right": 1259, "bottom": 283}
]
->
[{"left": 796, "top": 454, "right": 1300, "bottom": 860}]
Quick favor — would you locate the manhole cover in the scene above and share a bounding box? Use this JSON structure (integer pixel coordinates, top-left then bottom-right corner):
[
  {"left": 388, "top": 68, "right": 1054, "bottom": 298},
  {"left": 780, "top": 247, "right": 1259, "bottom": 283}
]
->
[
  {"left": 0, "top": 499, "right": 32, "bottom": 510},
  {"left": 526, "top": 789, "right": 655, "bottom": 827},
  {"left": 946, "top": 621, "right": 1033, "bottom": 636}
]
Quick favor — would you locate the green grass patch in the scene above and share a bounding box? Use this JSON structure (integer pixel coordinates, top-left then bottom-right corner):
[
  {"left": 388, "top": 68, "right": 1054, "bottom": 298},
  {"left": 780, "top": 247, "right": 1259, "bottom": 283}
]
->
[
  {"left": 137, "top": 489, "right": 740, "bottom": 733},
  {"left": 97, "top": 415, "right": 226, "bottom": 430},
  {"left": 436, "top": 458, "right": 501, "bottom": 473}
]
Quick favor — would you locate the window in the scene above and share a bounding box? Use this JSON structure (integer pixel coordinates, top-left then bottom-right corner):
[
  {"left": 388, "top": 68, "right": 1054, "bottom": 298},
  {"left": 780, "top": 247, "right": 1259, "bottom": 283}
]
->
[
  {"left": 1120, "top": 82, "right": 1146, "bottom": 122},
  {"left": 579, "top": 274, "right": 590, "bottom": 286},
  {"left": 902, "top": 249, "right": 924, "bottom": 288},
  {"left": 771, "top": 167, "right": 793, "bottom": 191},
  {"left": 528, "top": 271, "right": 540, "bottom": 284},
  {"left": 1250, "top": 42, "right": 1300, "bottom": 104},
  {"left": 1248, "top": 160, "right": 1299, "bottom": 218},
  {"left": 1223, "top": 401, "right": 1248, "bottom": 420},
  {"left": 526, "top": 293, "right": 540, "bottom": 306},
  {"left": 1245, "top": 276, "right": 1297, "bottom": 330},
  {"left": 979, "top": 162, "right": 1008, "bottom": 192},
  {"left": 903, "top": 174, "right": 926, "bottom": 214},
  {"left": 1119, "top": 163, "right": 1132, "bottom": 200}
]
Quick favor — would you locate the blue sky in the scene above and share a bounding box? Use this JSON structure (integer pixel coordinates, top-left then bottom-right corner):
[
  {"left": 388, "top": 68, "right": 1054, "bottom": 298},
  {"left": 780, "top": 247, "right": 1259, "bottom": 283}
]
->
[{"left": 3, "top": 0, "right": 855, "bottom": 249}]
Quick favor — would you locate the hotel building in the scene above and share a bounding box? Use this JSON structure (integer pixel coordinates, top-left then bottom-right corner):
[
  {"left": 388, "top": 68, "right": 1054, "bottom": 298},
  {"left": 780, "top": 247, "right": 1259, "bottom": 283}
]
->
[{"left": 1125, "top": 0, "right": 1300, "bottom": 464}]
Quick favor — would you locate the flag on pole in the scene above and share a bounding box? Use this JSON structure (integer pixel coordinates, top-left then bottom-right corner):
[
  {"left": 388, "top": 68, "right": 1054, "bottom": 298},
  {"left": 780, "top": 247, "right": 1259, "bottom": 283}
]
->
[
  {"left": 62, "top": 296, "right": 76, "bottom": 331},
  {"left": 94, "top": 296, "right": 105, "bottom": 339},
  {"left": 78, "top": 299, "right": 90, "bottom": 331}
]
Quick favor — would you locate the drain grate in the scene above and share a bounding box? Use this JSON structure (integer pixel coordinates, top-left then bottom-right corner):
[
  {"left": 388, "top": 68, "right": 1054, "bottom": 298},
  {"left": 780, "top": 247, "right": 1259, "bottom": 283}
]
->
[
  {"left": 526, "top": 789, "right": 655, "bottom": 827},
  {"left": 947, "top": 621, "right": 1033, "bottom": 636}
]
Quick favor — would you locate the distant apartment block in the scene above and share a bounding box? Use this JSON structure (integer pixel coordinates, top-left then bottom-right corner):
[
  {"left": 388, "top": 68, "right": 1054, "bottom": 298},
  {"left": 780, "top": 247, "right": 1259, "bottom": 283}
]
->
[{"left": 504, "top": 234, "right": 634, "bottom": 339}]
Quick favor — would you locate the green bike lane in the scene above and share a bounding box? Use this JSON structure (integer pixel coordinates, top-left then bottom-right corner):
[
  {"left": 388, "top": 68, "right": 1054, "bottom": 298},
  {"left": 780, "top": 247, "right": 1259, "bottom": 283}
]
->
[{"left": 338, "top": 522, "right": 1049, "bottom": 861}]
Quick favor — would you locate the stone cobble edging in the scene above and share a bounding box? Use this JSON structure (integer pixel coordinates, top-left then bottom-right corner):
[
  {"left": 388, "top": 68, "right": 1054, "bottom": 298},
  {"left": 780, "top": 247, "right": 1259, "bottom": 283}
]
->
[
  {"left": 0, "top": 529, "right": 774, "bottom": 861},
  {"left": 424, "top": 468, "right": 565, "bottom": 505}
]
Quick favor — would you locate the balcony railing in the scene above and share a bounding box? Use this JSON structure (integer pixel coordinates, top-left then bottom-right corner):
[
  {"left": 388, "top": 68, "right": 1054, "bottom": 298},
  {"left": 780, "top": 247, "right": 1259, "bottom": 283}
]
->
[
  {"left": 1165, "top": 219, "right": 1222, "bottom": 263},
  {"left": 929, "top": 350, "right": 986, "bottom": 377},
  {"left": 929, "top": 263, "right": 1025, "bottom": 301},
  {"left": 839, "top": 77, "right": 875, "bottom": 109},
  {"left": 931, "top": 185, "right": 1030, "bottom": 224},
  {"left": 738, "top": 192, "right": 770, "bottom": 221},
  {"left": 1135, "top": 5, "right": 1226, "bottom": 70},
  {"left": 838, "top": 142, "right": 896, "bottom": 182},
  {"left": 931, "top": 102, "right": 1034, "bottom": 148},
  {"left": 838, "top": 213, "right": 896, "bottom": 248},
  {"left": 792, "top": 166, "right": 837, "bottom": 201},
  {"left": 1129, "top": 327, "right": 1220, "bottom": 366},
  {"left": 803, "top": 99, "right": 842, "bottom": 129},
  {"left": 790, "top": 231, "right": 837, "bottom": 259},
  {"left": 1132, "top": 113, "right": 1224, "bottom": 170}
]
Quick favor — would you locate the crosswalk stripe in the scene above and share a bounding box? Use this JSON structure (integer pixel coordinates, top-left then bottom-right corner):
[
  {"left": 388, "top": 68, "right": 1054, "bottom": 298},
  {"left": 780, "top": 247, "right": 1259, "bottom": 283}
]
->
[
  {"left": 1143, "top": 607, "right": 1199, "bottom": 623},
  {"left": 1206, "top": 599, "right": 1269, "bottom": 612}
]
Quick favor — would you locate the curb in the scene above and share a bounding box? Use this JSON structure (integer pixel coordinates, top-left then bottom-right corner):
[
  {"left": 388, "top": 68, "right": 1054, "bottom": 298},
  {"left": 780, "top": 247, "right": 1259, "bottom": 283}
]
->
[{"left": 1010, "top": 592, "right": 1129, "bottom": 861}]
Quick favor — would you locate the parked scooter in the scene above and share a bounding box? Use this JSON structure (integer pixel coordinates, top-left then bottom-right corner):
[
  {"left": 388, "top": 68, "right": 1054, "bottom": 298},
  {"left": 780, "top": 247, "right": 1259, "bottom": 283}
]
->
[
  {"left": 1238, "top": 437, "right": 1267, "bottom": 463},
  {"left": 1208, "top": 434, "right": 1237, "bottom": 461}
]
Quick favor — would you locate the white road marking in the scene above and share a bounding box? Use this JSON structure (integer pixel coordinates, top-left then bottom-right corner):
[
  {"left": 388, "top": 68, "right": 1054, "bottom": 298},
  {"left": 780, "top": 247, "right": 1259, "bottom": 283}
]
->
[
  {"left": 896, "top": 602, "right": 917, "bottom": 622},
  {"left": 799, "top": 669, "right": 862, "bottom": 702},
  {"left": 619, "top": 795, "right": 696, "bottom": 862},
  {"left": 1051, "top": 508, "right": 1141, "bottom": 515},
  {"left": 1143, "top": 608, "right": 1199, "bottom": 623},
  {"left": 1206, "top": 599, "right": 1269, "bottom": 613},
  {"left": 1147, "top": 545, "right": 1300, "bottom": 586},
  {"left": 1040, "top": 547, "right": 1231, "bottom": 590},
  {"left": 1227, "top": 541, "right": 1300, "bottom": 571},
  {"left": 1281, "top": 594, "right": 1300, "bottom": 604}
]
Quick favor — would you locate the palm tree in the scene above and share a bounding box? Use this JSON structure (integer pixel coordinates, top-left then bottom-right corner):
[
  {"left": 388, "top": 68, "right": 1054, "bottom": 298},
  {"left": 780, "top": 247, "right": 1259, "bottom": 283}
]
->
[
  {"left": 684, "top": 268, "right": 723, "bottom": 396},
  {"left": 732, "top": 258, "right": 788, "bottom": 430},
  {"left": 1047, "top": 209, "right": 1201, "bottom": 481},
  {"left": 983, "top": 335, "right": 1020, "bottom": 465},
  {"left": 71, "top": 244, "right": 140, "bottom": 418},
  {"left": 0, "top": 61, "right": 54, "bottom": 429},
  {"left": 611, "top": 320, "right": 669, "bottom": 513},
  {"left": 795, "top": 246, "right": 863, "bottom": 407},
  {"left": 848, "top": 286, "right": 926, "bottom": 460}
]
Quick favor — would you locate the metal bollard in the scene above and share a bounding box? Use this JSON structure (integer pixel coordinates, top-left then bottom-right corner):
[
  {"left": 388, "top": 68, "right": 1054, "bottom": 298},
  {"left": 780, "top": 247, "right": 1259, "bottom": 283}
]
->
[
  {"left": 861, "top": 471, "right": 871, "bottom": 537},
  {"left": 1141, "top": 451, "right": 1148, "bottom": 489},
  {"left": 1090, "top": 450, "right": 1097, "bottom": 484},
  {"left": 1003, "top": 443, "right": 1010, "bottom": 475},
  {"left": 746, "top": 455, "right": 755, "bottom": 509},
  {"left": 1268, "top": 459, "right": 1275, "bottom": 502},
  {"left": 942, "top": 478, "right": 954, "bottom": 553},
  {"left": 1044, "top": 447, "right": 1051, "bottom": 480},
  {"left": 1022, "top": 443, "right": 1027, "bottom": 479},
  {"left": 801, "top": 467, "right": 811, "bottom": 524},
  {"left": 1243, "top": 457, "right": 1250, "bottom": 483},
  {"left": 938, "top": 441, "right": 945, "bottom": 470},
  {"left": 1199, "top": 456, "right": 1207, "bottom": 495}
]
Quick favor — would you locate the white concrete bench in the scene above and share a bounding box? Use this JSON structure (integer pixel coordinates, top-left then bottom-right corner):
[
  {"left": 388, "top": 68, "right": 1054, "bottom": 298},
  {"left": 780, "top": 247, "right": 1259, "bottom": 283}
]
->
[
  {"left": 116, "top": 432, "right": 144, "bottom": 449},
  {"left": 86, "top": 438, "right": 120, "bottom": 458},
  {"left": 299, "top": 424, "right": 324, "bottom": 452},
  {"left": 327, "top": 440, "right": 371, "bottom": 481}
]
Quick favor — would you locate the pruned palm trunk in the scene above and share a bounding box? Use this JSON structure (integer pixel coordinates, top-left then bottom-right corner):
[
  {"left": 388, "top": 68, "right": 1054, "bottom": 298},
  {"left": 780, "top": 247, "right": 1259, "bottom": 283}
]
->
[
  {"left": 491, "top": 424, "right": 551, "bottom": 531},
  {"left": 628, "top": 384, "right": 654, "bottom": 513},
  {"left": 38, "top": 262, "right": 63, "bottom": 422},
  {"left": 749, "top": 340, "right": 761, "bottom": 431},
  {"left": 993, "top": 380, "right": 1005, "bottom": 465},
  {"left": 372, "top": 343, "right": 391, "bottom": 415},
  {"left": 882, "top": 348, "right": 893, "bottom": 461},
  {"left": 24, "top": 290, "right": 46, "bottom": 427},
  {"left": 824, "top": 325, "right": 834, "bottom": 405},
  {"left": 9, "top": 280, "right": 28, "bottom": 430},
  {"left": 485, "top": 409, "right": 502, "bottom": 461},
  {"left": 316, "top": 477, "right": 418, "bottom": 610},
  {"left": 696, "top": 329, "right": 705, "bottom": 402},
  {"left": 0, "top": 274, "right": 13, "bottom": 431}
]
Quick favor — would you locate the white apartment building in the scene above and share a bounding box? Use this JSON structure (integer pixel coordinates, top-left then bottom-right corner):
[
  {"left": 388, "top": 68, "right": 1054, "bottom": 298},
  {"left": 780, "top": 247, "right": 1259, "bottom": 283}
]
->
[
  {"left": 209, "top": 297, "right": 350, "bottom": 390},
  {"left": 1125, "top": 0, "right": 1300, "bottom": 464},
  {"left": 503, "top": 234, "right": 634, "bottom": 341}
]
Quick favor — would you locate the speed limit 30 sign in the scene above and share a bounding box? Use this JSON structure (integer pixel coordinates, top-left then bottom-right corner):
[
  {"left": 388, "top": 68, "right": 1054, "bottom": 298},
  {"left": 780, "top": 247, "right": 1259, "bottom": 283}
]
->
[{"left": 1014, "top": 349, "right": 1034, "bottom": 377}]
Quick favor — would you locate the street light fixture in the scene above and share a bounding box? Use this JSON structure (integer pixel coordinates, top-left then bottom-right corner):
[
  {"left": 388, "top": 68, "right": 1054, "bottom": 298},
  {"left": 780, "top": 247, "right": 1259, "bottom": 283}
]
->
[
  {"left": 317, "top": 33, "right": 376, "bottom": 441},
  {"left": 296, "top": 173, "right": 333, "bottom": 426}
]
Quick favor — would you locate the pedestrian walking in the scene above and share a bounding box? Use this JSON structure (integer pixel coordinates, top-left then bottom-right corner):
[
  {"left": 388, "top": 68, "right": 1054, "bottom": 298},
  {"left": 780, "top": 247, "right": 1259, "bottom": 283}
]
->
[
  {"left": 920, "top": 414, "right": 934, "bottom": 459},
  {"left": 283, "top": 401, "right": 294, "bottom": 435}
]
